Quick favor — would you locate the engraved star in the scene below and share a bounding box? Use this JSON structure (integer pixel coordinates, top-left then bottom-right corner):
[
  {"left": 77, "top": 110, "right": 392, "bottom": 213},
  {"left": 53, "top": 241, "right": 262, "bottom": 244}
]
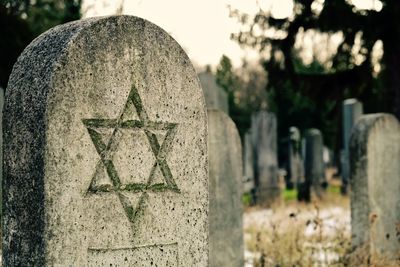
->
[{"left": 83, "top": 85, "right": 180, "bottom": 225}]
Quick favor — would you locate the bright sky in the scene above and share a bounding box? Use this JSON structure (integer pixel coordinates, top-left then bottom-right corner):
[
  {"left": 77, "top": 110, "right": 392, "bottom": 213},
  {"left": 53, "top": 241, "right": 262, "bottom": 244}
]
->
[
  {"left": 82, "top": 0, "right": 382, "bottom": 68},
  {"left": 83, "top": 0, "right": 294, "bottom": 67}
]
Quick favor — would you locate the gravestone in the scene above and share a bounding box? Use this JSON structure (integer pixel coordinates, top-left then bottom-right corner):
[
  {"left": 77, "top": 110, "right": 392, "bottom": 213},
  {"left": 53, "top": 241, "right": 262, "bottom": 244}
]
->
[
  {"left": 342, "top": 98, "right": 363, "bottom": 194},
  {"left": 243, "top": 131, "right": 255, "bottom": 194},
  {"left": 301, "top": 129, "right": 325, "bottom": 201},
  {"left": 208, "top": 110, "right": 244, "bottom": 267},
  {"left": 323, "top": 146, "right": 334, "bottom": 168},
  {"left": 3, "top": 16, "right": 209, "bottom": 266},
  {"left": 198, "top": 72, "right": 229, "bottom": 113},
  {"left": 251, "top": 111, "right": 280, "bottom": 205},
  {"left": 350, "top": 113, "right": 400, "bottom": 258},
  {"left": 287, "top": 126, "right": 303, "bottom": 190}
]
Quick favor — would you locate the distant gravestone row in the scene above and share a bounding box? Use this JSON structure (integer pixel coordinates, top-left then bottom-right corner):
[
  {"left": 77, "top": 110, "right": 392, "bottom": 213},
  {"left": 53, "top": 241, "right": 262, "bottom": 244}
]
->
[
  {"left": 3, "top": 16, "right": 209, "bottom": 266},
  {"left": 350, "top": 113, "right": 400, "bottom": 259},
  {"left": 208, "top": 110, "right": 244, "bottom": 267}
]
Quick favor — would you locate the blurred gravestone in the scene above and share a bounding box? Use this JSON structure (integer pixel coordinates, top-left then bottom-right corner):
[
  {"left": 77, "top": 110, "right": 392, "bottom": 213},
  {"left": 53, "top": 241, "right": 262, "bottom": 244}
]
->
[
  {"left": 342, "top": 98, "right": 363, "bottom": 194},
  {"left": 208, "top": 110, "right": 244, "bottom": 267},
  {"left": 323, "top": 146, "right": 334, "bottom": 168},
  {"left": 287, "top": 126, "right": 303, "bottom": 190},
  {"left": 350, "top": 113, "right": 400, "bottom": 258},
  {"left": 243, "top": 131, "right": 255, "bottom": 194},
  {"left": 300, "top": 129, "right": 325, "bottom": 201},
  {"left": 251, "top": 111, "right": 280, "bottom": 205},
  {"left": 198, "top": 72, "right": 229, "bottom": 113},
  {"left": 3, "top": 16, "right": 209, "bottom": 266}
]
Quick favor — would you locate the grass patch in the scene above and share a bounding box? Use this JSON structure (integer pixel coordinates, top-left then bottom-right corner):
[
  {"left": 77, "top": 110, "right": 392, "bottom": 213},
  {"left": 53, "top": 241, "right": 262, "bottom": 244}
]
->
[
  {"left": 283, "top": 188, "right": 297, "bottom": 201},
  {"left": 327, "top": 184, "right": 341, "bottom": 194},
  {"left": 242, "top": 192, "right": 253, "bottom": 206}
]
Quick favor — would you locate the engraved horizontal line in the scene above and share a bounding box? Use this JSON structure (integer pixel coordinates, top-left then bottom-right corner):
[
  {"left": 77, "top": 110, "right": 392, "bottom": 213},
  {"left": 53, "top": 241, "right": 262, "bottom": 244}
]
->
[
  {"left": 88, "top": 242, "right": 178, "bottom": 252},
  {"left": 88, "top": 183, "right": 181, "bottom": 193},
  {"left": 82, "top": 119, "right": 177, "bottom": 130}
]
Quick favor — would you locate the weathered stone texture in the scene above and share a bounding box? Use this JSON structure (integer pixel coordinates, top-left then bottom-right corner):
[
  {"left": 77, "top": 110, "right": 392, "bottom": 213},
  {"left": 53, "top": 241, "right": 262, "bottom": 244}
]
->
[
  {"left": 303, "top": 129, "right": 325, "bottom": 200},
  {"left": 251, "top": 111, "right": 280, "bottom": 205},
  {"left": 198, "top": 72, "right": 229, "bottom": 113},
  {"left": 350, "top": 113, "right": 400, "bottom": 258},
  {"left": 243, "top": 131, "right": 255, "bottom": 193},
  {"left": 287, "top": 126, "right": 303, "bottom": 189},
  {"left": 0, "top": 87, "right": 3, "bottom": 218},
  {"left": 3, "top": 16, "right": 208, "bottom": 266},
  {"left": 342, "top": 98, "right": 363, "bottom": 193},
  {"left": 208, "top": 110, "right": 244, "bottom": 267}
]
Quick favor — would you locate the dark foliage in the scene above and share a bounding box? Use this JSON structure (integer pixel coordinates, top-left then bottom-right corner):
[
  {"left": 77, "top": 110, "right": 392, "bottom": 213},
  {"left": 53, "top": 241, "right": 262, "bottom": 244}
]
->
[{"left": 0, "top": 0, "right": 82, "bottom": 88}]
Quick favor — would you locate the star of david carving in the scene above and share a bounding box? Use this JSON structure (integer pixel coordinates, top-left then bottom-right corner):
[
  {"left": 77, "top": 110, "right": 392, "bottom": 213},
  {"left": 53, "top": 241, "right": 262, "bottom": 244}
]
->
[{"left": 82, "top": 85, "right": 180, "bottom": 225}]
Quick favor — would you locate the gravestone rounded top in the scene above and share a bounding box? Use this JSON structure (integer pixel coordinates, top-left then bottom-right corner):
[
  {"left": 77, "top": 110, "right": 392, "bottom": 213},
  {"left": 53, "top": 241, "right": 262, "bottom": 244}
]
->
[
  {"left": 289, "top": 126, "right": 300, "bottom": 142},
  {"left": 4, "top": 16, "right": 208, "bottom": 266},
  {"left": 198, "top": 72, "right": 229, "bottom": 113},
  {"left": 343, "top": 98, "right": 359, "bottom": 105},
  {"left": 349, "top": 113, "right": 400, "bottom": 257},
  {"left": 350, "top": 113, "right": 398, "bottom": 146},
  {"left": 306, "top": 128, "right": 321, "bottom": 137}
]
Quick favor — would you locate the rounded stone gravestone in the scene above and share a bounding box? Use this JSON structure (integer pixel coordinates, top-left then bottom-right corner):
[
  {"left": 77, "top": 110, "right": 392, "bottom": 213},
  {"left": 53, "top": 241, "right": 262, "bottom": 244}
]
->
[
  {"left": 350, "top": 113, "right": 400, "bottom": 259},
  {"left": 342, "top": 98, "right": 363, "bottom": 194},
  {"left": 207, "top": 110, "right": 244, "bottom": 267},
  {"left": 3, "top": 16, "right": 208, "bottom": 266},
  {"left": 243, "top": 130, "right": 255, "bottom": 194},
  {"left": 251, "top": 111, "right": 280, "bottom": 205},
  {"left": 287, "top": 126, "right": 303, "bottom": 190},
  {"left": 198, "top": 72, "right": 229, "bottom": 113},
  {"left": 302, "top": 128, "right": 325, "bottom": 201}
]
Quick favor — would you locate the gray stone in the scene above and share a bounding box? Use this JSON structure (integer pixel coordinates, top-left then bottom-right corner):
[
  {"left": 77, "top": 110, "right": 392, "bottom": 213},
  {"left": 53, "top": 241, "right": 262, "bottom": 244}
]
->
[
  {"left": 350, "top": 113, "right": 400, "bottom": 258},
  {"left": 251, "top": 111, "right": 280, "bottom": 205},
  {"left": 3, "top": 16, "right": 209, "bottom": 266},
  {"left": 288, "top": 127, "right": 304, "bottom": 189},
  {"left": 342, "top": 98, "right": 363, "bottom": 193},
  {"left": 0, "top": 87, "right": 3, "bottom": 218},
  {"left": 304, "top": 129, "right": 325, "bottom": 199},
  {"left": 208, "top": 110, "right": 244, "bottom": 267},
  {"left": 243, "top": 131, "right": 255, "bottom": 193},
  {"left": 198, "top": 72, "right": 229, "bottom": 113},
  {"left": 323, "top": 146, "right": 334, "bottom": 167}
]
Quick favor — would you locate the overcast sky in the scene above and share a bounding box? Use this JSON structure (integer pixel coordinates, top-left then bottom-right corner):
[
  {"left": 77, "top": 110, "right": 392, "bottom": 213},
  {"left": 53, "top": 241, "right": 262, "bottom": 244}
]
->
[
  {"left": 82, "top": 0, "right": 382, "bottom": 68},
  {"left": 83, "top": 0, "right": 296, "bottom": 67}
]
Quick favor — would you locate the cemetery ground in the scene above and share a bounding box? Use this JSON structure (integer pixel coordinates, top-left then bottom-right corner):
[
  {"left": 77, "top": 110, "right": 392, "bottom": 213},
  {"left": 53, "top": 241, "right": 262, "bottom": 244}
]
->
[{"left": 243, "top": 168, "right": 400, "bottom": 267}]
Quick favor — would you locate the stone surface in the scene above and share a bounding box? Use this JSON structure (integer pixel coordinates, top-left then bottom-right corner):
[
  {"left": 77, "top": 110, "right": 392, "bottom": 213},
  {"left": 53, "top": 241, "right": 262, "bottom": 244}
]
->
[
  {"left": 287, "top": 126, "right": 304, "bottom": 190},
  {"left": 342, "top": 98, "right": 363, "bottom": 193},
  {"left": 208, "top": 110, "right": 244, "bottom": 267},
  {"left": 3, "top": 16, "right": 209, "bottom": 266},
  {"left": 350, "top": 113, "right": 400, "bottom": 258},
  {"left": 0, "top": 87, "right": 3, "bottom": 218},
  {"left": 243, "top": 131, "right": 255, "bottom": 194},
  {"left": 198, "top": 72, "right": 229, "bottom": 113},
  {"left": 251, "top": 111, "right": 280, "bottom": 205},
  {"left": 301, "top": 129, "right": 325, "bottom": 201}
]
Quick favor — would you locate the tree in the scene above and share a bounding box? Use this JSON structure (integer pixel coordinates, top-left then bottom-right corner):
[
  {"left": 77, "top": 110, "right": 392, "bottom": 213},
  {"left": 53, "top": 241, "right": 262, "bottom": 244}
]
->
[
  {"left": 231, "top": 0, "right": 399, "bottom": 151},
  {"left": 0, "top": 0, "right": 82, "bottom": 88}
]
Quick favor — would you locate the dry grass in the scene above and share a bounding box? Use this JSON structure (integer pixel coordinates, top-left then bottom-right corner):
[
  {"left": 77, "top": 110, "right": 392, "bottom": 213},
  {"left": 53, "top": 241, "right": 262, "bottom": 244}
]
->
[{"left": 243, "top": 189, "right": 400, "bottom": 267}]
